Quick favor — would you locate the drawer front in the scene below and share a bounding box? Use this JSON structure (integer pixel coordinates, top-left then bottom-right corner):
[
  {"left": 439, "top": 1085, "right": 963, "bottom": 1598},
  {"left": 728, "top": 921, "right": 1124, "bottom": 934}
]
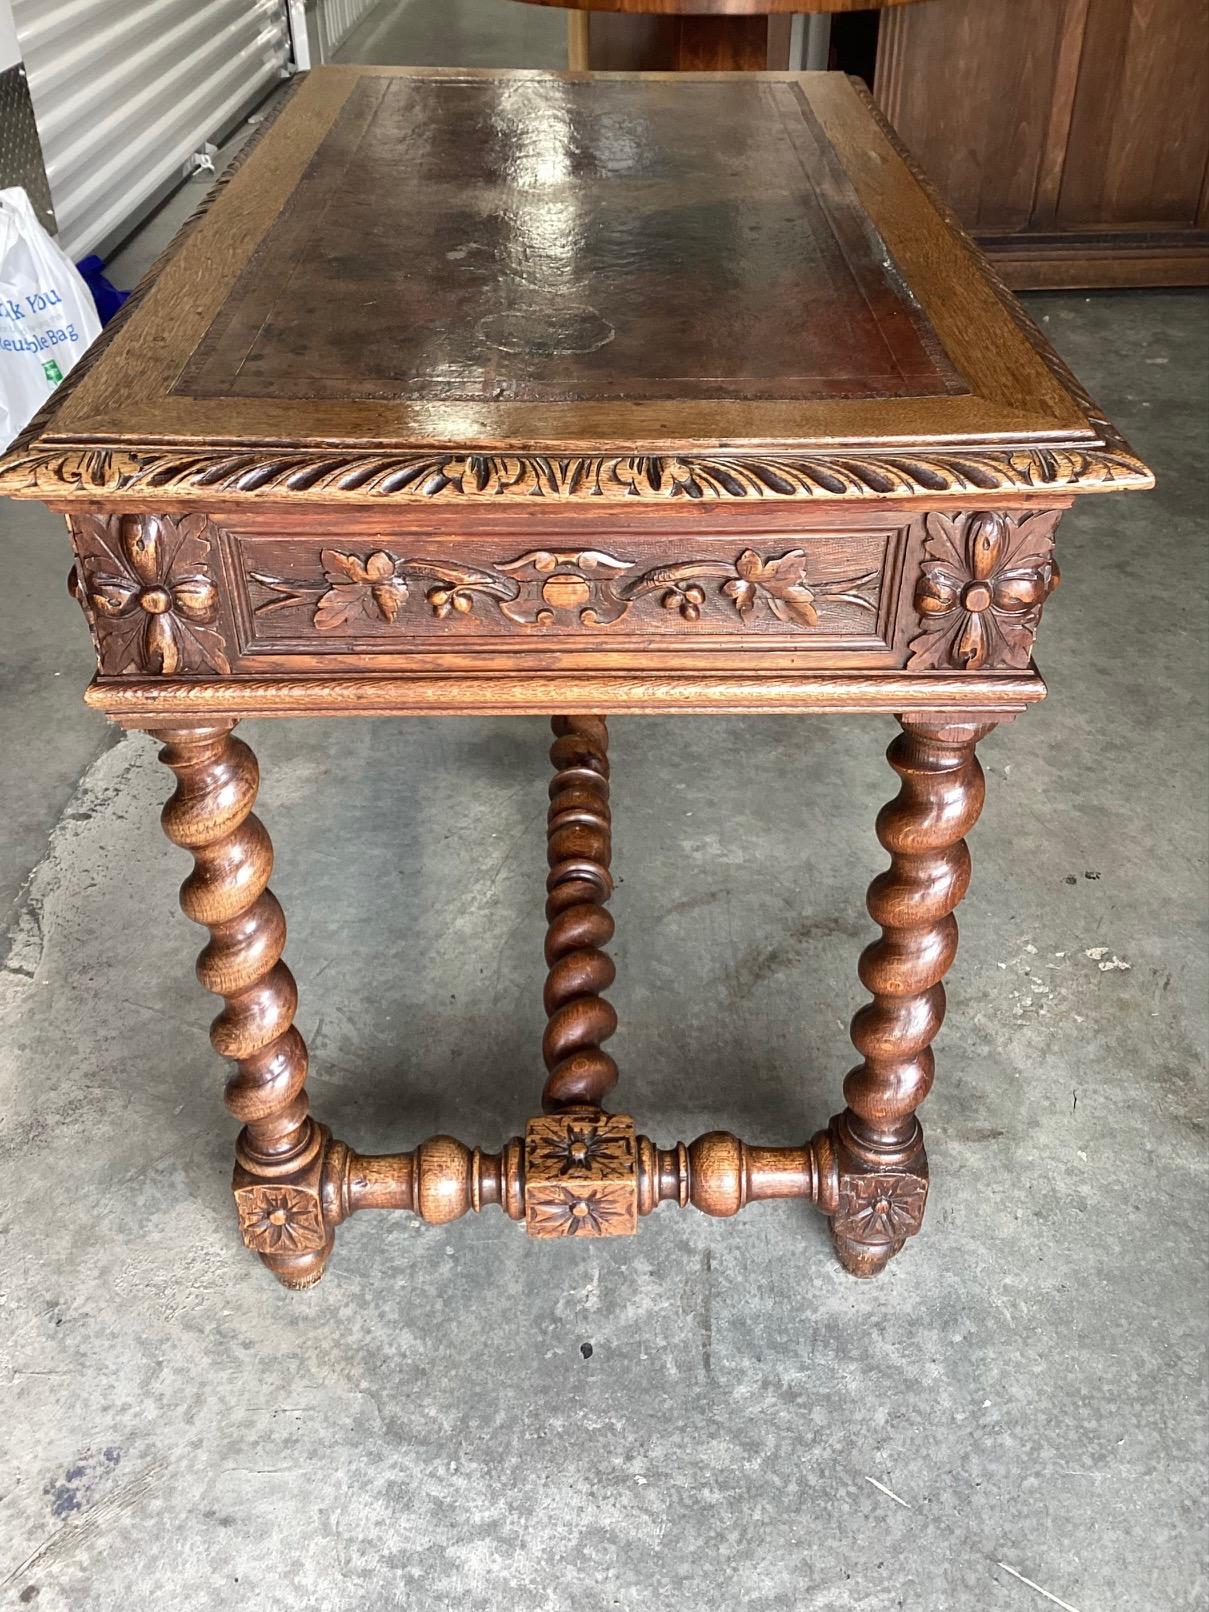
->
[
  {"left": 65, "top": 507, "right": 1061, "bottom": 682},
  {"left": 223, "top": 523, "right": 911, "bottom": 663}
]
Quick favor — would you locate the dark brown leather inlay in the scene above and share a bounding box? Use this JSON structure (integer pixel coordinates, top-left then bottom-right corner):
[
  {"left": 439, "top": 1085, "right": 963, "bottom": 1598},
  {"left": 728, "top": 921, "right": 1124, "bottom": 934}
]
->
[{"left": 174, "top": 76, "right": 964, "bottom": 406}]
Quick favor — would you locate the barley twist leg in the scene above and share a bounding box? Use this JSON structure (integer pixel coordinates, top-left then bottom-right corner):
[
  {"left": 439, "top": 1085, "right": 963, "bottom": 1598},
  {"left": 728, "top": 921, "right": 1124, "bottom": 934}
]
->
[
  {"left": 153, "top": 722, "right": 333, "bottom": 1289},
  {"left": 542, "top": 715, "right": 618, "bottom": 1113},
  {"left": 831, "top": 717, "right": 996, "bottom": 1277}
]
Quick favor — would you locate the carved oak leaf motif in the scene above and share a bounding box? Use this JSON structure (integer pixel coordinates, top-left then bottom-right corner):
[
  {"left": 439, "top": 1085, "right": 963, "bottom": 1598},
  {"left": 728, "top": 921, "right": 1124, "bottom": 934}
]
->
[
  {"left": 526, "top": 1183, "right": 634, "bottom": 1237},
  {"left": 235, "top": 1185, "right": 325, "bottom": 1255},
  {"left": 908, "top": 510, "right": 1059, "bottom": 671},
  {"left": 722, "top": 549, "right": 819, "bottom": 626},
  {"left": 71, "top": 513, "right": 229, "bottom": 675},
  {"left": 834, "top": 1175, "right": 928, "bottom": 1248},
  {"left": 314, "top": 548, "right": 407, "bottom": 629}
]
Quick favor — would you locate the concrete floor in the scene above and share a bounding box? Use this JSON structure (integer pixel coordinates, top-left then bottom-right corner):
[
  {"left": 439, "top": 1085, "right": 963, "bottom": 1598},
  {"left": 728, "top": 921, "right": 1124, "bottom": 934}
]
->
[{"left": 2, "top": 7, "right": 1208, "bottom": 1610}]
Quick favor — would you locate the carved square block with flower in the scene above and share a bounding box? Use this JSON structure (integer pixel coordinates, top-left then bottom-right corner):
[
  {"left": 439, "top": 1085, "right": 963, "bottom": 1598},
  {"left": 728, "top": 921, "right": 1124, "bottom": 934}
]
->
[
  {"left": 69, "top": 513, "right": 230, "bottom": 676},
  {"left": 524, "top": 1110, "right": 639, "bottom": 1237},
  {"left": 832, "top": 1169, "right": 929, "bottom": 1253},
  {"left": 232, "top": 1133, "right": 329, "bottom": 1257},
  {"left": 908, "top": 509, "right": 1060, "bottom": 671}
]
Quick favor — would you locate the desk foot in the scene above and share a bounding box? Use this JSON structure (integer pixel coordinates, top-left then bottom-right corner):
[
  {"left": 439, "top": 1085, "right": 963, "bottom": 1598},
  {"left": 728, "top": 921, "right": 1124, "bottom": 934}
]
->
[{"left": 826, "top": 1113, "right": 929, "bottom": 1277}]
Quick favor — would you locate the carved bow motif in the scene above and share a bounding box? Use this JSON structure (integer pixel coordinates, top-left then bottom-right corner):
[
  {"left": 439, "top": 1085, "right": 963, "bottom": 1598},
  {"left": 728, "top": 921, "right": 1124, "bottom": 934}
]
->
[
  {"left": 907, "top": 510, "right": 1060, "bottom": 671},
  {"left": 498, "top": 548, "right": 633, "bottom": 625},
  {"left": 69, "top": 513, "right": 229, "bottom": 675}
]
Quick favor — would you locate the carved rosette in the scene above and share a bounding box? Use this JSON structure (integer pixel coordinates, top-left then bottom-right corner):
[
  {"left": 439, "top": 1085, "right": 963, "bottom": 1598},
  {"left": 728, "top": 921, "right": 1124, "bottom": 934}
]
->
[
  {"left": 248, "top": 545, "right": 880, "bottom": 635},
  {"left": 234, "top": 1182, "right": 327, "bottom": 1256},
  {"left": 524, "top": 1111, "right": 639, "bottom": 1237},
  {"left": 831, "top": 1170, "right": 928, "bottom": 1252},
  {"left": 907, "top": 510, "right": 1060, "bottom": 671},
  {"left": 69, "top": 513, "right": 229, "bottom": 675}
]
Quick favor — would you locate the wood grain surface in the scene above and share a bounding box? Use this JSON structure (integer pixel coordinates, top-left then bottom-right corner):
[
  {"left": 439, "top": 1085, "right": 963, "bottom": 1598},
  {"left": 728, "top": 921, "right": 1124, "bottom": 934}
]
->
[
  {"left": 524, "top": 0, "right": 924, "bottom": 15},
  {"left": 876, "top": 0, "right": 1209, "bottom": 289},
  {"left": 0, "top": 66, "right": 1157, "bottom": 1293},
  {"left": 0, "top": 68, "right": 1151, "bottom": 506}
]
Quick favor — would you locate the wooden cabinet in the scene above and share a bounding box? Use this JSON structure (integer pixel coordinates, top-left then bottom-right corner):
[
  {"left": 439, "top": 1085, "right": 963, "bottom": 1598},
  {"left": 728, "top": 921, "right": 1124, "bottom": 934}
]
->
[{"left": 875, "top": 0, "right": 1209, "bottom": 287}]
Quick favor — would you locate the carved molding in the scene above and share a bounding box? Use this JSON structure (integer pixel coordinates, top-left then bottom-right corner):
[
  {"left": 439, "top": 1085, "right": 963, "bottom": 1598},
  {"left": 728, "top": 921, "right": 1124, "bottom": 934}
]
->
[
  {"left": 248, "top": 545, "right": 880, "bottom": 634},
  {"left": 907, "top": 509, "right": 1060, "bottom": 671},
  {"left": 69, "top": 513, "right": 230, "bottom": 675},
  {"left": 5, "top": 442, "right": 1151, "bottom": 504}
]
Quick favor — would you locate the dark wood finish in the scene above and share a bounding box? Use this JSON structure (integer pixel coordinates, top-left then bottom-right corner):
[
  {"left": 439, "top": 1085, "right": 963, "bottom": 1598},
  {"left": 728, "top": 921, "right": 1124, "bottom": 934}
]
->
[
  {"left": 876, "top": 0, "right": 1209, "bottom": 290},
  {"left": 173, "top": 77, "right": 960, "bottom": 409},
  {"left": 669, "top": 16, "right": 768, "bottom": 71},
  {"left": 154, "top": 721, "right": 332, "bottom": 1289},
  {"left": 543, "top": 716, "right": 619, "bottom": 1111},
  {"left": 0, "top": 70, "right": 1148, "bottom": 507},
  {"left": 541, "top": 0, "right": 921, "bottom": 16},
  {"left": 534, "top": 0, "right": 925, "bottom": 76},
  {"left": 831, "top": 716, "right": 990, "bottom": 1274},
  {"left": 0, "top": 69, "right": 1151, "bottom": 1289}
]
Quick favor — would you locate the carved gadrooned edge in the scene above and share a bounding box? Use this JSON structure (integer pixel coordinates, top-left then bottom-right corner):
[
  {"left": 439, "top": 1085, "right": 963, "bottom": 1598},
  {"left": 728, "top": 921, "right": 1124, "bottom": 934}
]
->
[{"left": 0, "top": 439, "right": 1152, "bottom": 504}]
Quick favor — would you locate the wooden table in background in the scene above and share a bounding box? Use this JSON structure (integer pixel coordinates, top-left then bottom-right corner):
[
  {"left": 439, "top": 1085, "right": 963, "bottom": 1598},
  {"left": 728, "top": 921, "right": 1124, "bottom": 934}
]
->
[
  {"left": 0, "top": 68, "right": 1151, "bottom": 1291},
  {"left": 541, "top": 0, "right": 921, "bottom": 73}
]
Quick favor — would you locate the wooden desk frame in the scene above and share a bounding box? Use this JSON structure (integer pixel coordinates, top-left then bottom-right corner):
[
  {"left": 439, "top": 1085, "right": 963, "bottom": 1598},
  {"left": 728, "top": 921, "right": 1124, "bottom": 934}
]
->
[{"left": 0, "top": 69, "right": 1150, "bottom": 1288}]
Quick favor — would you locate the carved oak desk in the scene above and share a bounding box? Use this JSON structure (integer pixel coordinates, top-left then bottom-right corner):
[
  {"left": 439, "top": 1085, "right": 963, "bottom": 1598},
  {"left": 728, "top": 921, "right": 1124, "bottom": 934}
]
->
[{"left": 0, "top": 68, "right": 1151, "bottom": 1288}]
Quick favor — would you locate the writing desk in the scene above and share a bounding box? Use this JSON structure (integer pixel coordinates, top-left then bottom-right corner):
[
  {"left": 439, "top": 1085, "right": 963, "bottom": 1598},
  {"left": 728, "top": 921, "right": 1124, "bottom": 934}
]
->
[{"left": 0, "top": 68, "right": 1151, "bottom": 1287}]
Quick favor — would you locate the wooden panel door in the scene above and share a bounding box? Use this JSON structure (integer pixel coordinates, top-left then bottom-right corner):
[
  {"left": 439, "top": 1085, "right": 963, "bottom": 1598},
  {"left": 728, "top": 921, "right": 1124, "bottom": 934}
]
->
[
  {"left": 875, "top": 0, "right": 1209, "bottom": 287},
  {"left": 1056, "top": 0, "right": 1209, "bottom": 228},
  {"left": 875, "top": 0, "right": 1080, "bottom": 231}
]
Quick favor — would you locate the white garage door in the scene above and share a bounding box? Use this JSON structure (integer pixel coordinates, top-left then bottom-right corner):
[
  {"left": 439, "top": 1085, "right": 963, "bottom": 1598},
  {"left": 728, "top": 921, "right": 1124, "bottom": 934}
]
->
[{"left": 12, "top": 0, "right": 291, "bottom": 261}]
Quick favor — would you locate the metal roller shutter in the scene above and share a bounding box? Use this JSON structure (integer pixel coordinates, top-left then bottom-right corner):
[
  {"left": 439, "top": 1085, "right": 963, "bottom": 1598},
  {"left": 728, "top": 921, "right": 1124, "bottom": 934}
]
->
[
  {"left": 319, "top": 0, "right": 380, "bottom": 55},
  {"left": 12, "top": 0, "right": 290, "bottom": 261},
  {"left": 312, "top": 0, "right": 382, "bottom": 57}
]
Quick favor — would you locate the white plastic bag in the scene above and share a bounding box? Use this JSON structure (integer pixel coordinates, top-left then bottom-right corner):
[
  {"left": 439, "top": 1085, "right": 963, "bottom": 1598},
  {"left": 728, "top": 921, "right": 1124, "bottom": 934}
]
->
[{"left": 0, "top": 186, "right": 102, "bottom": 450}]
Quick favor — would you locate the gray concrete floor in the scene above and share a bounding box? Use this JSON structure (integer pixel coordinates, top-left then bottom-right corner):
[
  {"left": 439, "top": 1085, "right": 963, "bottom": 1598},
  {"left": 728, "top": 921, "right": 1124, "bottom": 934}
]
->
[{"left": 2, "top": 6, "right": 1208, "bottom": 1610}]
